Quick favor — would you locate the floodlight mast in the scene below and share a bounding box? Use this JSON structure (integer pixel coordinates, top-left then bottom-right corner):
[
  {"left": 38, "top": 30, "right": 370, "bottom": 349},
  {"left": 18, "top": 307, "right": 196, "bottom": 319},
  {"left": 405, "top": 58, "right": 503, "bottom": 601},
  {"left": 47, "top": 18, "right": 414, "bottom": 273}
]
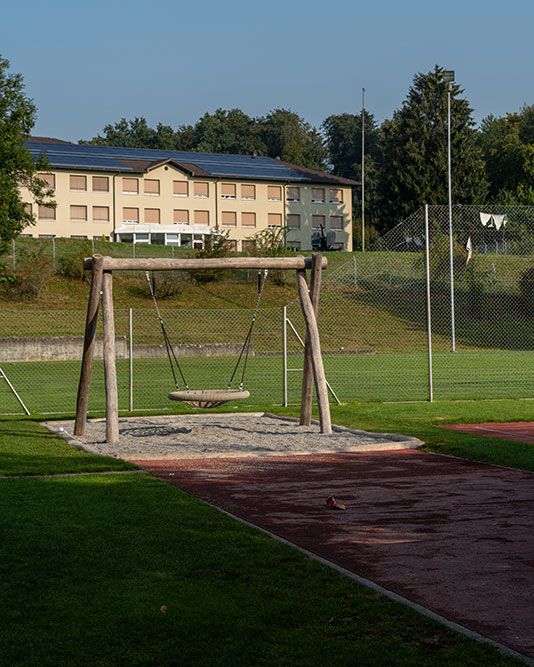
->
[
  {"left": 361, "top": 87, "right": 365, "bottom": 252},
  {"left": 444, "top": 70, "right": 456, "bottom": 352}
]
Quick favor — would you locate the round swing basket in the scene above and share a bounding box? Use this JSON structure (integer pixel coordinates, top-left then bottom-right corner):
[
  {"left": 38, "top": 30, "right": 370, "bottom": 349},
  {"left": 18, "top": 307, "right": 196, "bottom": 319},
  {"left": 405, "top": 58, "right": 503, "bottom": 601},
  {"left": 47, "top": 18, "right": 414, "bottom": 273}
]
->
[{"left": 168, "top": 389, "right": 250, "bottom": 409}]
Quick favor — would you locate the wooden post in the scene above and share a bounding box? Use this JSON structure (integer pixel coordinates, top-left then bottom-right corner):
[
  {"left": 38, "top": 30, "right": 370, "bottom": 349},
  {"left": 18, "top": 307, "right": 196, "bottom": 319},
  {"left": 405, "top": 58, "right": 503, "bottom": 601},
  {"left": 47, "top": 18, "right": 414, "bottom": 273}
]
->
[
  {"left": 102, "top": 270, "right": 119, "bottom": 444},
  {"left": 296, "top": 270, "right": 332, "bottom": 434},
  {"left": 74, "top": 255, "right": 104, "bottom": 435},
  {"left": 300, "top": 253, "right": 323, "bottom": 426}
]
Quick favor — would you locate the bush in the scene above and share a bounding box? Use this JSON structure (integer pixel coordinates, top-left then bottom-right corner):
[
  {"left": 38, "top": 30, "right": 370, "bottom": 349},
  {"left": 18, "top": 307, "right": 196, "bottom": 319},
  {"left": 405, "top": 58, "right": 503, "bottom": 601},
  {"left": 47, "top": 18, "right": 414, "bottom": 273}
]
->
[
  {"left": 1, "top": 253, "right": 54, "bottom": 299},
  {"left": 191, "top": 233, "right": 234, "bottom": 284},
  {"left": 57, "top": 243, "right": 92, "bottom": 280},
  {"left": 245, "top": 226, "right": 293, "bottom": 285}
]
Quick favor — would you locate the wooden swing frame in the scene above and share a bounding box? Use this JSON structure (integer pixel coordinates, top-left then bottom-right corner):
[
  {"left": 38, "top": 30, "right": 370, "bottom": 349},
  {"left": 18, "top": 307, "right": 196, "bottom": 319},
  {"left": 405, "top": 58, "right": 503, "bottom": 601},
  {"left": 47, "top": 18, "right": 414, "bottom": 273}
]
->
[{"left": 74, "top": 253, "right": 332, "bottom": 443}]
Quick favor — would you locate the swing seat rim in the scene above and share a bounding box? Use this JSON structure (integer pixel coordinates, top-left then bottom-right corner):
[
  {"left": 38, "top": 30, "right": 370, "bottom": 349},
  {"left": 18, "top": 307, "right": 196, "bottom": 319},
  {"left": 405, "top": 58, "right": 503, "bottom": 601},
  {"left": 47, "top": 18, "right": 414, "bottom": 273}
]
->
[{"left": 168, "top": 389, "right": 250, "bottom": 403}]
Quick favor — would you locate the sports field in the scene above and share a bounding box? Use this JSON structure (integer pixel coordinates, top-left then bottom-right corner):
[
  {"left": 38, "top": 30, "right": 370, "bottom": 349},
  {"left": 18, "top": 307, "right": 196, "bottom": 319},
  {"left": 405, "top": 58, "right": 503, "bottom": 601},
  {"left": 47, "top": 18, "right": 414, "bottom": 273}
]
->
[{"left": 2, "top": 348, "right": 534, "bottom": 415}]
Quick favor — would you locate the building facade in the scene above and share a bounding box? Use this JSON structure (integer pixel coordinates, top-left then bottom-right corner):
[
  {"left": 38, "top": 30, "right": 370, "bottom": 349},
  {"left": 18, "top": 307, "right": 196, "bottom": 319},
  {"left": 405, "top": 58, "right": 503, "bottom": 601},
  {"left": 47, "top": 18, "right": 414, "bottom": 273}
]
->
[{"left": 20, "top": 140, "right": 358, "bottom": 251}]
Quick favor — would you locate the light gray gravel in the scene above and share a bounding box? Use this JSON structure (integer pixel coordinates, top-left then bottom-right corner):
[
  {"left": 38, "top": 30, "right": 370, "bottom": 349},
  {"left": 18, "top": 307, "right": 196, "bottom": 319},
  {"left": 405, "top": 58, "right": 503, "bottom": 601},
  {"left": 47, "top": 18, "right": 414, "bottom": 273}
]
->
[{"left": 45, "top": 412, "right": 422, "bottom": 460}]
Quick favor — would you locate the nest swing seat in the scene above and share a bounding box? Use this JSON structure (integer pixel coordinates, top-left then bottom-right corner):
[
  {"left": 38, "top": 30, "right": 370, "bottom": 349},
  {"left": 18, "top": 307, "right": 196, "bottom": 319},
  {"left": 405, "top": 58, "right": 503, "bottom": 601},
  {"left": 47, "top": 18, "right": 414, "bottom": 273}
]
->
[{"left": 146, "top": 270, "right": 268, "bottom": 409}]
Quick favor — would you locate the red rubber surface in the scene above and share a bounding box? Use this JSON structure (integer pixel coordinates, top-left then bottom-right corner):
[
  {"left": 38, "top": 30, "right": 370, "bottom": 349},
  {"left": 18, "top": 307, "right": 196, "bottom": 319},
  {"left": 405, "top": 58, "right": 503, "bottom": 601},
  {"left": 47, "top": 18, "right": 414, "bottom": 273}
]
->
[
  {"left": 131, "top": 450, "right": 534, "bottom": 658},
  {"left": 439, "top": 421, "right": 534, "bottom": 443}
]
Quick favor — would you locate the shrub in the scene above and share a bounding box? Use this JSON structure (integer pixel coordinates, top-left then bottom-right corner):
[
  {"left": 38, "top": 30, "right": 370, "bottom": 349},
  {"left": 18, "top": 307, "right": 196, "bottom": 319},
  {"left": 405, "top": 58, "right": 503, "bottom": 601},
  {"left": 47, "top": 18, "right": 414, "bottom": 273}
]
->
[
  {"left": 57, "top": 243, "right": 92, "bottom": 280},
  {"left": 2, "top": 253, "right": 54, "bottom": 299},
  {"left": 245, "top": 226, "right": 293, "bottom": 285},
  {"left": 191, "top": 233, "right": 234, "bottom": 284}
]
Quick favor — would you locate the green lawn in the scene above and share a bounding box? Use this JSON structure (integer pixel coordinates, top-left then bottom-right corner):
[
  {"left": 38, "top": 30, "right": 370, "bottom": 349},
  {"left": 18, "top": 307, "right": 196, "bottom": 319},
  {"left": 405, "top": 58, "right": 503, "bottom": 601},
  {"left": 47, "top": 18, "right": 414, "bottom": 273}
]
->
[{"left": 0, "top": 403, "right": 529, "bottom": 665}]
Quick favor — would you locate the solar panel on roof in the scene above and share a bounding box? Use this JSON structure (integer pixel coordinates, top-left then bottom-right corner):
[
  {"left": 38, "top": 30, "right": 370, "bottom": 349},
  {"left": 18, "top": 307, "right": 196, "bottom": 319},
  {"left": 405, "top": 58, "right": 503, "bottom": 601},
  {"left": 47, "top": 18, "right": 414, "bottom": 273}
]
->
[{"left": 25, "top": 141, "right": 311, "bottom": 181}]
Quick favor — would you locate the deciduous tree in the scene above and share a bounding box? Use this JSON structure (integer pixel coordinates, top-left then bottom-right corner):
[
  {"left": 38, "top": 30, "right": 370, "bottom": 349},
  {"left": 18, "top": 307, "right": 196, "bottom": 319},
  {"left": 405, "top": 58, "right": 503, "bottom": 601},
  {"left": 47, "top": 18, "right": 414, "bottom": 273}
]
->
[{"left": 0, "top": 55, "right": 54, "bottom": 252}]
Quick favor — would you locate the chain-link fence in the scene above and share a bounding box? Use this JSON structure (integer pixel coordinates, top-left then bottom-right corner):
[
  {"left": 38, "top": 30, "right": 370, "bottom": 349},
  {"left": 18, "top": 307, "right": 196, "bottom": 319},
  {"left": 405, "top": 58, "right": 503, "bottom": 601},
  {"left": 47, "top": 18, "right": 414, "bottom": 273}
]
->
[{"left": 2, "top": 204, "right": 534, "bottom": 414}]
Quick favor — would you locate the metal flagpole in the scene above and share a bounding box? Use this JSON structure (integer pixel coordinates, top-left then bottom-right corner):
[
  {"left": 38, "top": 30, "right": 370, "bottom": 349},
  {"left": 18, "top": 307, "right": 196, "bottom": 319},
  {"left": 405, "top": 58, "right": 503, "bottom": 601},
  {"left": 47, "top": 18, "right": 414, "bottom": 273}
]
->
[{"left": 361, "top": 87, "right": 365, "bottom": 252}]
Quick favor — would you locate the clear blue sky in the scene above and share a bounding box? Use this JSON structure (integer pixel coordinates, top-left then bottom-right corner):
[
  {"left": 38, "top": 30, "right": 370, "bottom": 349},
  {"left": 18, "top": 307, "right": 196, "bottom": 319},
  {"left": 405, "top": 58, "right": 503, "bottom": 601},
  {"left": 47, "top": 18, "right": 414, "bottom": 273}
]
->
[{"left": 2, "top": 0, "right": 534, "bottom": 142}]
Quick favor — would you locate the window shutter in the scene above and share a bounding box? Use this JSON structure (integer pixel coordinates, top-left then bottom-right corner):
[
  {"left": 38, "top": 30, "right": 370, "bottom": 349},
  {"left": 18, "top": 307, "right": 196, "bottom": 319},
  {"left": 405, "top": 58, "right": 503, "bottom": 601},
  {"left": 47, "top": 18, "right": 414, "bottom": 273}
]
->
[
  {"left": 329, "top": 188, "right": 343, "bottom": 202},
  {"left": 173, "top": 209, "right": 189, "bottom": 223},
  {"left": 173, "top": 181, "right": 188, "bottom": 195},
  {"left": 194, "top": 210, "right": 209, "bottom": 225},
  {"left": 93, "top": 206, "right": 109, "bottom": 221},
  {"left": 312, "top": 188, "right": 324, "bottom": 201},
  {"left": 38, "top": 173, "right": 55, "bottom": 188},
  {"left": 70, "top": 175, "right": 87, "bottom": 190},
  {"left": 268, "top": 186, "right": 281, "bottom": 200},
  {"left": 93, "top": 176, "right": 109, "bottom": 192},
  {"left": 287, "top": 214, "right": 300, "bottom": 228},
  {"left": 268, "top": 213, "right": 282, "bottom": 227},
  {"left": 330, "top": 216, "right": 343, "bottom": 230},
  {"left": 242, "top": 212, "right": 256, "bottom": 227},
  {"left": 38, "top": 205, "right": 55, "bottom": 219},
  {"left": 123, "top": 178, "right": 138, "bottom": 194},
  {"left": 287, "top": 186, "right": 300, "bottom": 201},
  {"left": 123, "top": 207, "right": 139, "bottom": 222},
  {"left": 144, "top": 179, "right": 160, "bottom": 195},
  {"left": 241, "top": 184, "right": 255, "bottom": 199},
  {"left": 222, "top": 211, "right": 237, "bottom": 226},
  {"left": 194, "top": 182, "right": 209, "bottom": 197},
  {"left": 221, "top": 183, "right": 236, "bottom": 197},
  {"left": 70, "top": 205, "right": 87, "bottom": 221},
  {"left": 144, "top": 208, "right": 160, "bottom": 223}
]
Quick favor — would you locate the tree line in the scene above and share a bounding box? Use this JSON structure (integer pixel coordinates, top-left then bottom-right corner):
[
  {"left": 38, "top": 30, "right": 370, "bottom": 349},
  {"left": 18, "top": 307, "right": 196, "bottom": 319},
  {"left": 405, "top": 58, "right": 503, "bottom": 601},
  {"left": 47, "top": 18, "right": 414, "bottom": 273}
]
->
[
  {"left": 2, "top": 56, "right": 534, "bottom": 252},
  {"left": 81, "top": 66, "right": 534, "bottom": 244}
]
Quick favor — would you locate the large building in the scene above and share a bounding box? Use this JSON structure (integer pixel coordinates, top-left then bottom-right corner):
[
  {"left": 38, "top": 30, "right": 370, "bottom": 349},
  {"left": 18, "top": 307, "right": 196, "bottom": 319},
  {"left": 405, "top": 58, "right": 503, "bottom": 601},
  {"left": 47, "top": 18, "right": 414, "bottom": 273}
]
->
[{"left": 20, "top": 139, "right": 358, "bottom": 251}]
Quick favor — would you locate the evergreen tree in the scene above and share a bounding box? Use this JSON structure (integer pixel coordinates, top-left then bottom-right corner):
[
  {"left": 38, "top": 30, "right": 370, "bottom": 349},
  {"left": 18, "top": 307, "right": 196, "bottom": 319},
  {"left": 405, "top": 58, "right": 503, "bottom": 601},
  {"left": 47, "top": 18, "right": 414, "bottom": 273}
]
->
[{"left": 374, "top": 66, "right": 487, "bottom": 233}]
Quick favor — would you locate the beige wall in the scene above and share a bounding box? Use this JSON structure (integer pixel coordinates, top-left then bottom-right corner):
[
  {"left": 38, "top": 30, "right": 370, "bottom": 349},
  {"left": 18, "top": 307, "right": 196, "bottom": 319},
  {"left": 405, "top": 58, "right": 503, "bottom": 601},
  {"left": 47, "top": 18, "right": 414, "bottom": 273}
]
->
[{"left": 19, "top": 163, "right": 353, "bottom": 250}]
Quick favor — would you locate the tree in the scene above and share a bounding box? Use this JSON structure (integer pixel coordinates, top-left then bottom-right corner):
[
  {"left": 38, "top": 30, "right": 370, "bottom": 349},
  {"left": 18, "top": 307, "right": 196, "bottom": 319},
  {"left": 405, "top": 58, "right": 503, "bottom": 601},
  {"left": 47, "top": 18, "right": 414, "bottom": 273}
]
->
[
  {"left": 374, "top": 66, "right": 487, "bottom": 233},
  {"left": 191, "top": 108, "right": 266, "bottom": 156},
  {"left": 81, "top": 117, "right": 196, "bottom": 151},
  {"left": 0, "top": 55, "right": 54, "bottom": 252},
  {"left": 478, "top": 106, "right": 534, "bottom": 201},
  {"left": 322, "top": 112, "right": 380, "bottom": 179},
  {"left": 260, "top": 108, "right": 327, "bottom": 170}
]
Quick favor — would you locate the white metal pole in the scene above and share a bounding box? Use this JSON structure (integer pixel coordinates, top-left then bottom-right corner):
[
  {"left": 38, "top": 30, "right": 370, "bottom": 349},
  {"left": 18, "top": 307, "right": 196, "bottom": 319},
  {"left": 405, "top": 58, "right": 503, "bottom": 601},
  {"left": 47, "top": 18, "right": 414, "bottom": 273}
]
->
[
  {"left": 447, "top": 83, "right": 456, "bottom": 352},
  {"left": 129, "top": 307, "right": 133, "bottom": 412},
  {"left": 424, "top": 205, "right": 434, "bottom": 402},
  {"left": 282, "top": 306, "right": 288, "bottom": 407},
  {"left": 361, "top": 87, "right": 365, "bottom": 252}
]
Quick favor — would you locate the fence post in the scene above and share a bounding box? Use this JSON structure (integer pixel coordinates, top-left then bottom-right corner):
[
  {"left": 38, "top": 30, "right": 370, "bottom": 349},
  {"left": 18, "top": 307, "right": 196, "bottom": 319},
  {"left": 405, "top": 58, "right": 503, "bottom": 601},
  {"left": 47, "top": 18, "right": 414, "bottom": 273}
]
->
[
  {"left": 12, "top": 239, "right": 15, "bottom": 270},
  {"left": 52, "top": 237, "right": 56, "bottom": 270},
  {"left": 353, "top": 255, "right": 357, "bottom": 286},
  {"left": 129, "top": 307, "right": 133, "bottom": 412},
  {"left": 424, "top": 205, "right": 433, "bottom": 402}
]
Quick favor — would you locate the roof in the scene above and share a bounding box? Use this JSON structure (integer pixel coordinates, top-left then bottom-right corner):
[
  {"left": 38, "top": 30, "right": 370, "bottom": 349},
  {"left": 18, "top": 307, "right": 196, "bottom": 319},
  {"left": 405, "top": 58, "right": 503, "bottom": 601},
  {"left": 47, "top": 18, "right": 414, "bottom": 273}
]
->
[{"left": 25, "top": 139, "right": 358, "bottom": 186}]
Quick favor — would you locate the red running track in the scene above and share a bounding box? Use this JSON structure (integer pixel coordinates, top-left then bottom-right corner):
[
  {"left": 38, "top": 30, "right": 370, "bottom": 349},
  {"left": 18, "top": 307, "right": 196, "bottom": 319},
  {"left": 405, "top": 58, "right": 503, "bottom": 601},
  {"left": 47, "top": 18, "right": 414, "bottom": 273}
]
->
[
  {"left": 131, "top": 449, "right": 534, "bottom": 658},
  {"left": 439, "top": 421, "right": 534, "bottom": 443}
]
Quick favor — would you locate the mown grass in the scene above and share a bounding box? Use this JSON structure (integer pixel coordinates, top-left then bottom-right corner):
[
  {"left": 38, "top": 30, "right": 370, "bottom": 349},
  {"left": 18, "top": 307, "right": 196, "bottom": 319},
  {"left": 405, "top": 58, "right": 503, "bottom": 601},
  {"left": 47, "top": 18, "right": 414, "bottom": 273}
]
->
[{"left": 0, "top": 409, "right": 527, "bottom": 665}]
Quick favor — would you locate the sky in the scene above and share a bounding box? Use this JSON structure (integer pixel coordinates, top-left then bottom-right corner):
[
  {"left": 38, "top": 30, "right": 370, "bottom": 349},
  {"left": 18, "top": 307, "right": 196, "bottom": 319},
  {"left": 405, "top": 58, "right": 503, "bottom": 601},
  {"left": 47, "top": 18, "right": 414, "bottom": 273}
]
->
[{"left": 2, "top": 0, "right": 534, "bottom": 143}]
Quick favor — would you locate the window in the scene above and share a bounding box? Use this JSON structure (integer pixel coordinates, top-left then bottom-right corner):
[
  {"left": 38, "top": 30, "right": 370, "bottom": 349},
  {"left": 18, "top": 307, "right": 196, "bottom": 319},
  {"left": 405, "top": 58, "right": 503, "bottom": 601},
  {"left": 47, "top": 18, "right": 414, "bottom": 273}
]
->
[
  {"left": 242, "top": 212, "right": 256, "bottom": 227},
  {"left": 268, "top": 185, "right": 282, "bottom": 201},
  {"left": 221, "top": 183, "right": 236, "bottom": 199},
  {"left": 228, "top": 240, "right": 238, "bottom": 251},
  {"left": 287, "top": 214, "right": 300, "bottom": 229},
  {"left": 312, "top": 215, "right": 325, "bottom": 230},
  {"left": 70, "top": 175, "right": 87, "bottom": 191},
  {"left": 312, "top": 188, "right": 325, "bottom": 203},
  {"left": 173, "top": 209, "right": 189, "bottom": 223},
  {"left": 144, "top": 208, "right": 160, "bottom": 224},
  {"left": 24, "top": 203, "right": 32, "bottom": 214},
  {"left": 93, "top": 176, "right": 109, "bottom": 192},
  {"left": 241, "top": 184, "right": 255, "bottom": 200},
  {"left": 70, "top": 235, "right": 87, "bottom": 239},
  {"left": 144, "top": 179, "right": 160, "bottom": 196},
  {"left": 329, "top": 188, "right": 343, "bottom": 203},
  {"left": 70, "top": 205, "right": 87, "bottom": 221},
  {"left": 194, "top": 210, "right": 209, "bottom": 225},
  {"left": 38, "top": 234, "right": 55, "bottom": 238},
  {"left": 287, "top": 241, "right": 301, "bottom": 250},
  {"left": 330, "top": 215, "right": 343, "bottom": 230},
  {"left": 38, "top": 205, "right": 56, "bottom": 220},
  {"left": 222, "top": 211, "right": 237, "bottom": 227},
  {"left": 194, "top": 182, "right": 209, "bottom": 198},
  {"left": 242, "top": 240, "right": 255, "bottom": 252},
  {"left": 93, "top": 206, "right": 110, "bottom": 222},
  {"left": 135, "top": 233, "right": 150, "bottom": 243},
  {"left": 268, "top": 213, "right": 282, "bottom": 228},
  {"left": 38, "top": 173, "right": 55, "bottom": 189},
  {"left": 173, "top": 180, "right": 188, "bottom": 196},
  {"left": 122, "top": 178, "right": 139, "bottom": 194},
  {"left": 123, "top": 207, "right": 139, "bottom": 223},
  {"left": 286, "top": 186, "right": 300, "bottom": 201}
]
